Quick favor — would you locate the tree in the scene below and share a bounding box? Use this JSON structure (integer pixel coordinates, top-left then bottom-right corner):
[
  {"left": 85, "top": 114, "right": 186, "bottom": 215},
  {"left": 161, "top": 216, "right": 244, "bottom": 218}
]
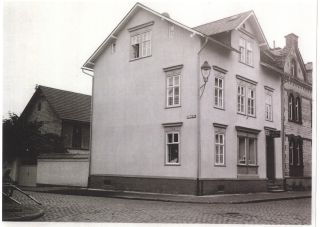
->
[{"left": 3, "top": 113, "right": 66, "bottom": 164}]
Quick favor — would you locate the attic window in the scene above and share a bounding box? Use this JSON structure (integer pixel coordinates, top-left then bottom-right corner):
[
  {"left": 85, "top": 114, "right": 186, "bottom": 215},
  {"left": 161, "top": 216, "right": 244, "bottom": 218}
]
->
[
  {"left": 37, "top": 102, "right": 42, "bottom": 111},
  {"left": 130, "top": 30, "right": 152, "bottom": 60}
]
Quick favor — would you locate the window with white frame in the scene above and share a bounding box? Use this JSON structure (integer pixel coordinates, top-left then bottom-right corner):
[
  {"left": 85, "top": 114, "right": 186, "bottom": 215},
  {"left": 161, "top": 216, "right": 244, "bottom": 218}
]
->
[
  {"left": 237, "top": 85, "right": 246, "bottom": 114},
  {"left": 213, "top": 124, "right": 227, "bottom": 166},
  {"left": 247, "top": 88, "right": 255, "bottom": 116},
  {"left": 166, "top": 132, "right": 180, "bottom": 164},
  {"left": 162, "top": 122, "right": 182, "bottom": 166},
  {"left": 265, "top": 91, "right": 273, "bottom": 121},
  {"left": 214, "top": 75, "right": 224, "bottom": 108},
  {"left": 167, "top": 75, "right": 180, "bottom": 107},
  {"left": 239, "top": 37, "right": 253, "bottom": 66},
  {"left": 130, "top": 30, "right": 151, "bottom": 59},
  {"left": 237, "top": 76, "right": 257, "bottom": 117},
  {"left": 164, "top": 65, "right": 183, "bottom": 108},
  {"left": 238, "top": 136, "right": 257, "bottom": 165}
]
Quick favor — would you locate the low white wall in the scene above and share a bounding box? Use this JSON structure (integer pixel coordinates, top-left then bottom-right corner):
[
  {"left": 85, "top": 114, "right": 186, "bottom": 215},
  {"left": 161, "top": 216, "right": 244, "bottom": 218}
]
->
[{"left": 37, "top": 158, "right": 89, "bottom": 187}]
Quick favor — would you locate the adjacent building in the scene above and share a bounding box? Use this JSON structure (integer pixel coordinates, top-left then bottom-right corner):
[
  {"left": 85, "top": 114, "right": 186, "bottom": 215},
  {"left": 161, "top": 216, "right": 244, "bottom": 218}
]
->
[
  {"left": 83, "top": 3, "right": 288, "bottom": 195},
  {"left": 16, "top": 85, "right": 92, "bottom": 186},
  {"left": 269, "top": 34, "right": 312, "bottom": 190}
]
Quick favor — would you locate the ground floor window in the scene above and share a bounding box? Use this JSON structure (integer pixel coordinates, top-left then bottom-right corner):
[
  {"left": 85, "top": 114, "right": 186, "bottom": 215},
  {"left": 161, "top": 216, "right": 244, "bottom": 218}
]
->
[
  {"left": 236, "top": 126, "right": 260, "bottom": 175},
  {"left": 213, "top": 123, "right": 227, "bottom": 166},
  {"left": 288, "top": 136, "right": 303, "bottom": 177},
  {"left": 162, "top": 122, "right": 183, "bottom": 166}
]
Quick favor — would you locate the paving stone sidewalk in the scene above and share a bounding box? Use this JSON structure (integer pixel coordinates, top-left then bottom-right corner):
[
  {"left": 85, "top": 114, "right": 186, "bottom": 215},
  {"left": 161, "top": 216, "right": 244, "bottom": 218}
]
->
[{"left": 21, "top": 186, "right": 311, "bottom": 204}]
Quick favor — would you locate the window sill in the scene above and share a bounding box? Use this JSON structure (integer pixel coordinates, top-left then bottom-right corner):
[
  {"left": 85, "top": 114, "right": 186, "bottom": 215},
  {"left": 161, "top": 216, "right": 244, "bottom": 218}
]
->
[
  {"left": 265, "top": 119, "right": 273, "bottom": 122},
  {"left": 237, "top": 112, "right": 256, "bottom": 118},
  {"left": 165, "top": 163, "right": 181, "bottom": 166},
  {"left": 214, "top": 106, "right": 225, "bottom": 111},
  {"left": 165, "top": 105, "right": 181, "bottom": 109},
  {"left": 239, "top": 61, "right": 254, "bottom": 68},
  {"left": 129, "top": 55, "right": 152, "bottom": 62},
  {"left": 237, "top": 164, "right": 258, "bottom": 167},
  {"left": 288, "top": 119, "right": 302, "bottom": 125},
  {"left": 214, "top": 164, "right": 226, "bottom": 167}
]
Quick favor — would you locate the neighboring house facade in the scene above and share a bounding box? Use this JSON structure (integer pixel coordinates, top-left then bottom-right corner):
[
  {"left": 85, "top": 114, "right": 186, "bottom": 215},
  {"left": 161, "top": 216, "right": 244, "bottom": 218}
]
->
[
  {"left": 17, "top": 85, "right": 92, "bottom": 186},
  {"left": 83, "top": 3, "right": 284, "bottom": 195},
  {"left": 269, "top": 34, "right": 313, "bottom": 190}
]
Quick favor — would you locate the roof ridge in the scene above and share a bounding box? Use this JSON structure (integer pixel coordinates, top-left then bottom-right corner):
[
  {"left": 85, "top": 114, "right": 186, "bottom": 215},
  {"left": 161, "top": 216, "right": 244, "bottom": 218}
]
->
[
  {"left": 38, "top": 85, "right": 91, "bottom": 97},
  {"left": 193, "top": 10, "right": 253, "bottom": 29}
]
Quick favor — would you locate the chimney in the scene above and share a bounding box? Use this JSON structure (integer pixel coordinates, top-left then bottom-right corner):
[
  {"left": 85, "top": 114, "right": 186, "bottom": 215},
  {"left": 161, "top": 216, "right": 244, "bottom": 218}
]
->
[{"left": 285, "top": 33, "right": 299, "bottom": 49}]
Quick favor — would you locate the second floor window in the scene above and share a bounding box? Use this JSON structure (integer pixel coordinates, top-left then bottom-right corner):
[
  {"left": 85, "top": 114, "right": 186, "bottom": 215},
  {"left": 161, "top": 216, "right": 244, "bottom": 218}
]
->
[
  {"left": 131, "top": 31, "right": 151, "bottom": 59},
  {"left": 214, "top": 76, "right": 224, "bottom": 108},
  {"left": 288, "top": 93, "right": 302, "bottom": 123},
  {"left": 167, "top": 75, "right": 180, "bottom": 107},
  {"left": 166, "top": 132, "right": 180, "bottom": 165},
  {"left": 247, "top": 88, "right": 255, "bottom": 116},
  {"left": 265, "top": 93, "right": 273, "bottom": 121},
  {"left": 237, "top": 85, "right": 246, "bottom": 114},
  {"left": 239, "top": 38, "right": 253, "bottom": 66}
]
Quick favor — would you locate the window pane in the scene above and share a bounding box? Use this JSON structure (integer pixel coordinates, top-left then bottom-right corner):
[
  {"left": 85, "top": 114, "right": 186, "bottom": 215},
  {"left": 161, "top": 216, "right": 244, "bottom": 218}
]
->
[
  {"left": 168, "top": 144, "right": 179, "bottom": 163},
  {"left": 174, "top": 76, "right": 179, "bottom": 86},
  {"left": 174, "top": 133, "right": 179, "bottom": 143},
  {"left": 215, "top": 78, "right": 219, "bottom": 86},
  {"left": 239, "top": 137, "right": 246, "bottom": 164},
  {"left": 248, "top": 138, "right": 256, "bottom": 164},
  {"left": 167, "top": 133, "right": 173, "bottom": 143},
  {"left": 168, "top": 77, "right": 173, "bottom": 86},
  {"left": 219, "top": 79, "right": 223, "bottom": 88}
]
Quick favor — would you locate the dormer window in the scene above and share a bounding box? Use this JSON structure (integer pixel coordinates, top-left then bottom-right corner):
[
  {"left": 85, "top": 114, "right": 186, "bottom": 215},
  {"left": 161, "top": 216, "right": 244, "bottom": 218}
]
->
[{"left": 239, "top": 38, "right": 253, "bottom": 66}]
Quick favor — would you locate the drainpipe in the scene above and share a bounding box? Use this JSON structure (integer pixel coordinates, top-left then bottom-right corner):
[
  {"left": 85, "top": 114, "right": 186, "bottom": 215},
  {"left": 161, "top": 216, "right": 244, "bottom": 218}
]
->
[
  {"left": 196, "top": 37, "right": 209, "bottom": 196},
  {"left": 82, "top": 67, "right": 94, "bottom": 188},
  {"left": 281, "top": 74, "right": 286, "bottom": 189}
]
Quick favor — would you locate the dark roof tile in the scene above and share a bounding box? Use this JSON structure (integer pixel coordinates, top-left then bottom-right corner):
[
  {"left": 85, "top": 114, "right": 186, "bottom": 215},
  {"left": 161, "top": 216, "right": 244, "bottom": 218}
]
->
[{"left": 38, "top": 85, "right": 91, "bottom": 123}]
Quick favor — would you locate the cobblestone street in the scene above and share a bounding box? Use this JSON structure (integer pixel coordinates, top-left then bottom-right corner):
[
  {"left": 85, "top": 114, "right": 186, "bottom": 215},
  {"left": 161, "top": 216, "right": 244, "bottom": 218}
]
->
[{"left": 12, "top": 191, "right": 311, "bottom": 224}]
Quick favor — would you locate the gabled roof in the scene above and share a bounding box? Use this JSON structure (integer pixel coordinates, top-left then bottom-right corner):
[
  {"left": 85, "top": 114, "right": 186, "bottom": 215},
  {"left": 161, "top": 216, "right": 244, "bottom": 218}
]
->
[
  {"left": 82, "top": 2, "right": 238, "bottom": 70},
  {"left": 193, "top": 11, "right": 252, "bottom": 35},
  {"left": 193, "top": 10, "right": 268, "bottom": 47},
  {"left": 21, "top": 85, "right": 91, "bottom": 123}
]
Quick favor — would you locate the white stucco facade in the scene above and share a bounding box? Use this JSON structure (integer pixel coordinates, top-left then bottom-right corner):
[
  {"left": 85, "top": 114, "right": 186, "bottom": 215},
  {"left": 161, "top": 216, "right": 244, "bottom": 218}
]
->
[{"left": 86, "top": 4, "right": 283, "bottom": 194}]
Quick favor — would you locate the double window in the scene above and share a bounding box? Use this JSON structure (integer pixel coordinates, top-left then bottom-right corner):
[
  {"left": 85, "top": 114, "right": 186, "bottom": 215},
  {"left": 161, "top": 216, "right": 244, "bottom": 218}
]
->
[
  {"left": 237, "top": 78, "right": 256, "bottom": 117},
  {"left": 239, "top": 38, "right": 253, "bottom": 66},
  {"left": 288, "top": 136, "right": 303, "bottom": 177},
  {"left": 130, "top": 30, "right": 151, "bottom": 60},
  {"left": 288, "top": 93, "right": 302, "bottom": 123},
  {"left": 236, "top": 126, "right": 260, "bottom": 175}
]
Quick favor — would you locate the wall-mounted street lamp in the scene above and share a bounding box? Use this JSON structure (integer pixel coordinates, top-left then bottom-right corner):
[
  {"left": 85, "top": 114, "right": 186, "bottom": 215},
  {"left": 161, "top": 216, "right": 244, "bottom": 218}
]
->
[{"left": 200, "top": 60, "right": 212, "bottom": 97}]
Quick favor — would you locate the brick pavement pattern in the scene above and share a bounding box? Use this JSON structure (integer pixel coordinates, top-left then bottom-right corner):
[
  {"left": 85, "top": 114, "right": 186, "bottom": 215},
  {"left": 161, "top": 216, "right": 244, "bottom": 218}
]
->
[{"left": 12, "top": 191, "right": 311, "bottom": 224}]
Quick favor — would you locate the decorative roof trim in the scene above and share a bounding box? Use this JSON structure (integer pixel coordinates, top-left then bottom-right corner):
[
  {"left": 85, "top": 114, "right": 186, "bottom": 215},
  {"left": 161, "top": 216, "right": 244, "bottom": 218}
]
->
[
  {"left": 128, "top": 21, "right": 154, "bottom": 32},
  {"left": 213, "top": 123, "right": 228, "bottom": 128},
  {"left": 236, "top": 126, "right": 261, "bottom": 134},
  {"left": 236, "top": 11, "right": 269, "bottom": 47},
  {"left": 236, "top": 75, "right": 258, "bottom": 85},
  {"left": 162, "top": 122, "right": 183, "bottom": 127},
  {"left": 212, "top": 65, "right": 228, "bottom": 74},
  {"left": 163, "top": 64, "right": 183, "bottom": 72}
]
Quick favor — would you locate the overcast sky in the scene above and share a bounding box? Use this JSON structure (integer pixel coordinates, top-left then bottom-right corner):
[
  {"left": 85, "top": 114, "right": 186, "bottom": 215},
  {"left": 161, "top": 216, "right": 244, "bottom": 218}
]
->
[{"left": 3, "top": 0, "right": 317, "bottom": 118}]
